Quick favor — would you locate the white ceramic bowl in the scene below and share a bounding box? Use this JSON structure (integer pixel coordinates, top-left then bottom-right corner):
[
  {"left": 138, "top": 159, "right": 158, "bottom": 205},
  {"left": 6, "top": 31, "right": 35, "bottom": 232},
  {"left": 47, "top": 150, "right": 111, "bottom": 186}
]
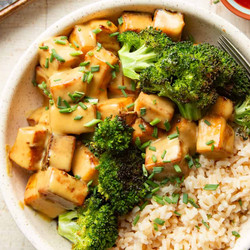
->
[{"left": 0, "top": 0, "right": 250, "bottom": 249}]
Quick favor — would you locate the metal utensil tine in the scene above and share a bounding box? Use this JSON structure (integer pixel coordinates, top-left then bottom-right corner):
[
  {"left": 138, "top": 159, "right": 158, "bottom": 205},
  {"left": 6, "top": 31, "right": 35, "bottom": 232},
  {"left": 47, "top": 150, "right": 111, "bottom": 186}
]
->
[
  {"left": 218, "top": 37, "right": 250, "bottom": 77},
  {"left": 221, "top": 35, "right": 250, "bottom": 69}
]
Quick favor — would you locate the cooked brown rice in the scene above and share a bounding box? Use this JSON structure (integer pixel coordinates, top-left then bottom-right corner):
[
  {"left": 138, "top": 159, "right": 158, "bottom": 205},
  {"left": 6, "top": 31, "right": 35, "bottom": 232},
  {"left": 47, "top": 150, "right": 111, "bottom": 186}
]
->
[{"left": 113, "top": 135, "right": 250, "bottom": 250}]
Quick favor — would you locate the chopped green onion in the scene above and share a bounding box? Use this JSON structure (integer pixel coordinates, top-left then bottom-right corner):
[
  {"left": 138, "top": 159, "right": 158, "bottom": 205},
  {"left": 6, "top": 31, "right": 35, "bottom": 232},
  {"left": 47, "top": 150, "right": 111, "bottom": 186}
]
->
[
  {"left": 153, "top": 223, "right": 158, "bottom": 231},
  {"left": 80, "top": 61, "right": 90, "bottom": 66},
  {"left": 32, "top": 79, "right": 38, "bottom": 87},
  {"left": 96, "top": 111, "right": 101, "bottom": 119},
  {"left": 140, "top": 107, "right": 146, "bottom": 116},
  {"left": 152, "top": 127, "right": 158, "bottom": 138},
  {"left": 133, "top": 214, "right": 140, "bottom": 226},
  {"left": 70, "top": 51, "right": 83, "bottom": 57},
  {"left": 107, "top": 20, "right": 112, "bottom": 26},
  {"left": 168, "top": 133, "right": 179, "bottom": 140},
  {"left": 140, "top": 201, "right": 149, "bottom": 211},
  {"left": 118, "top": 16, "right": 123, "bottom": 25},
  {"left": 92, "top": 28, "right": 102, "bottom": 34},
  {"left": 120, "top": 88, "right": 127, "bottom": 97},
  {"left": 150, "top": 118, "right": 161, "bottom": 126},
  {"left": 149, "top": 146, "right": 156, "bottom": 152},
  {"left": 91, "top": 65, "right": 100, "bottom": 72},
  {"left": 139, "top": 124, "right": 146, "bottom": 132},
  {"left": 206, "top": 140, "right": 215, "bottom": 145},
  {"left": 39, "top": 45, "right": 48, "bottom": 50},
  {"left": 87, "top": 72, "right": 94, "bottom": 84},
  {"left": 45, "top": 106, "right": 49, "bottom": 110},
  {"left": 204, "top": 184, "right": 219, "bottom": 191},
  {"left": 204, "top": 120, "right": 211, "bottom": 126},
  {"left": 238, "top": 199, "right": 242, "bottom": 206},
  {"left": 131, "top": 81, "right": 136, "bottom": 91},
  {"left": 232, "top": 231, "right": 240, "bottom": 238},
  {"left": 109, "top": 32, "right": 119, "bottom": 37},
  {"left": 142, "top": 164, "right": 148, "bottom": 177},
  {"left": 78, "top": 102, "right": 87, "bottom": 110},
  {"left": 126, "top": 103, "right": 135, "bottom": 109},
  {"left": 152, "top": 155, "right": 157, "bottom": 163},
  {"left": 55, "top": 40, "right": 66, "bottom": 45},
  {"left": 173, "top": 164, "right": 182, "bottom": 173},
  {"left": 51, "top": 49, "right": 65, "bottom": 62},
  {"left": 141, "top": 153, "right": 146, "bottom": 159},
  {"left": 154, "top": 218, "right": 165, "bottom": 225},
  {"left": 135, "top": 137, "right": 141, "bottom": 148},
  {"left": 164, "top": 120, "right": 171, "bottom": 131},
  {"left": 152, "top": 196, "right": 165, "bottom": 205},
  {"left": 74, "top": 175, "right": 81, "bottom": 180},
  {"left": 87, "top": 180, "right": 93, "bottom": 188},
  {"left": 202, "top": 220, "right": 210, "bottom": 229},
  {"left": 141, "top": 140, "right": 151, "bottom": 149},
  {"left": 84, "top": 119, "right": 102, "bottom": 127},
  {"left": 151, "top": 187, "right": 160, "bottom": 194},
  {"left": 163, "top": 160, "right": 171, "bottom": 163},
  {"left": 152, "top": 99, "right": 157, "bottom": 105},
  {"left": 105, "top": 61, "right": 114, "bottom": 69},
  {"left": 153, "top": 167, "right": 164, "bottom": 173},
  {"left": 45, "top": 58, "right": 49, "bottom": 68},
  {"left": 57, "top": 96, "right": 62, "bottom": 107},
  {"left": 82, "top": 73, "right": 88, "bottom": 82},
  {"left": 60, "top": 36, "right": 68, "bottom": 40},
  {"left": 146, "top": 180, "right": 159, "bottom": 188},
  {"left": 59, "top": 108, "right": 73, "bottom": 113},
  {"left": 74, "top": 115, "right": 83, "bottom": 120},
  {"left": 183, "top": 193, "right": 188, "bottom": 204},
  {"left": 174, "top": 211, "right": 181, "bottom": 216},
  {"left": 63, "top": 100, "right": 71, "bottom": 108},
  {"left": 53, "top": 79, "right": 61, "bottom": 82},
  {"left": 213, "top": 0, "right": 220, "bottom": 4},
  {"left": 118, "top": 85, "right": 126, "bottom": 89},
  {"left": 78, "top": 27, "right": 81, "bottom": 31},
  {"left": 160, "top": 178, "right": 169, "bottom": 185},
  {"left": 164, "top": 196, "right": 172, "bottom": 204},
  {"left": 188, "top": 198, "right": 199, "bottom": 208},
  {"left": 73, "top": 41, "right": 79, "bottom": 48},
  {"left": 87, "top": 51, "right": 94, "bottom": 56},
  {"left": 211, "top": 144, "right": 215, "bottom": 151},
  {"left": 97, "top": 42, "right": 102, "bottom": 51},
  {"left": 195, "top": 225, "right": 200, "bottom": 230},
  {"left": 185, "top": 154, "right": 194, "bottom": 168},
  {"left": 172, "top": 193, "right": 180, "bottom": 204},
  {"left": 111, "top": 70, "right": 116, "bottom": 79},
  {"left": 161, "top": 150, "right": 167, "bottom": 159}
]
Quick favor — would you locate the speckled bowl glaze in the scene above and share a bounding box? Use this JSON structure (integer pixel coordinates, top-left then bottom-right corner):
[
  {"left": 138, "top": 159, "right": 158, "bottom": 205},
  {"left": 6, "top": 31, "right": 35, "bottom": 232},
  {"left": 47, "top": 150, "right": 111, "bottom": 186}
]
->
[{"left": 0, "top": 0, "right": 250, "bottom": 249}]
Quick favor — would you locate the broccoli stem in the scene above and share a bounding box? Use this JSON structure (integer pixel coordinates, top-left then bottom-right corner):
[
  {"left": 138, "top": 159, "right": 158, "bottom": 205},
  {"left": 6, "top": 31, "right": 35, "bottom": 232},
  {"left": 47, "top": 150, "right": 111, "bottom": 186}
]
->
[{"left": 177, "top": 102, "right": 204, "bottom": 121}]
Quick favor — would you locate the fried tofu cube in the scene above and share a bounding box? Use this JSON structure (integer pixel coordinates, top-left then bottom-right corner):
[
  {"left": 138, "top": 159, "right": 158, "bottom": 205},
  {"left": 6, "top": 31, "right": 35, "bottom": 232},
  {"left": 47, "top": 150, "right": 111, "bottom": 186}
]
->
[
  {"left": 170, "top": 116, "right": 197, "bottom": 155},
  {"left": 119, "top": 111, "right": 137, "bottom": 126},
  {"left": 210, "top": 96, "right": 234, "bottom": 120},
  {"left": 38, "top": 37, "right": 83, "bottom": 77},
  {"left": 24, "top": 171, "right": 66, "bottom": 218},
  {"left": 134, "top": 92, "right": 175, "bottom": 130},
  {"left": 9, "top": 126, "right": 48, "bottom": 171},
  {"left": 38, "top": 167, "right": 88, "bottom": 209},
  {"left": 119, "top": 12, "right": 153, "bottom": 33},
  {"left": 132, "top": 118, "right": 164, "bottom": 143},
  {"left": 46, "top": 134, "right": 76, "bottom": 172},
  {"left": 27, "top": 107, "right": 49, "bottom": 126},
  {"left": 153, "top": 9, "right": 185, "bottom": 41},
  {"left": 69, "top": 24, "right": 96, "bottom": 55},
  {"left": 89, "top": 20, "right": 120, "bottom": 53},
  {"left": 35, "top": 66, "right": 49, "bottom": 86},
  {"left": 72, "top": 144, "right": 99, "bottom": 183},
  {"left": 145, "top": 135, "right": 189, "bottom": 180},
  {"left": 97, "top": 97, "right": 135, "bottom": 119},
  {"left": 108, "top": 63, "right": 137, "bottom": 98},
  {"left": 84, "top": 47, "right": 118, "bottom": 101},
  {"left": 49, "top": 103, "right": 96, "bottom": 134},
  {"left": 197, "top": 116, "right": 235, "bottom": 159},
  {"left": 49, "top": 67, "right": 87, "bottom": 104}
]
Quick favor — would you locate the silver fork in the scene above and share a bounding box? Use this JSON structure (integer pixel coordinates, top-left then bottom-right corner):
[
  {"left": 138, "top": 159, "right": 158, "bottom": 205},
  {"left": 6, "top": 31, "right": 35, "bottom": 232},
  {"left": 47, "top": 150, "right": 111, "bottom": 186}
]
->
[{"left": 218, "top": 35, "right": 250, "bottom": 80}]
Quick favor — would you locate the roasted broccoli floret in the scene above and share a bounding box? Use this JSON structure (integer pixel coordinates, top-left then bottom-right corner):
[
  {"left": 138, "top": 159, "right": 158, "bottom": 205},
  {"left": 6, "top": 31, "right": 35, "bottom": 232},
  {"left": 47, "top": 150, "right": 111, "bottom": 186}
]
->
[
  {"left": 234, "top": 95, "right": 250, "bottom": 136},
  {"left": 118, "top": 28, "right": 172, "bottom": 80},
  {"left": 97, "top": 146, "right": 147, "bottom": 215},
  {"left": 140, "top": 42, "right": 220, "bottom": 120},
  {"left": 90, "top": 116, "right": 133, "bottom": 155},
  {"left": 58, "top": 195, "right": 118, "bottom": 250}
]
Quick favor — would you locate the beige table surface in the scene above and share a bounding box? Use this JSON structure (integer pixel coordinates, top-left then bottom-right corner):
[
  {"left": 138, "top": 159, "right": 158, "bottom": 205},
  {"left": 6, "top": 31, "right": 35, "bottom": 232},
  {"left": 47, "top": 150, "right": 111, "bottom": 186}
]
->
[{"left": 0, "top": 0, "right": 249, "bottom": 249}]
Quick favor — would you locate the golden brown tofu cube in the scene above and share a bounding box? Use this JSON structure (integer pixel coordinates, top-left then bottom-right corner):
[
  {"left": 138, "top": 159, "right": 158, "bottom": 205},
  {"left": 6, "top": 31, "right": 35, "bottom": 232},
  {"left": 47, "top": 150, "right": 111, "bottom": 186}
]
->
[
  {"left": 197, "top": 116, "right": 235, "bottom": 159},
  {"left": 134, "top": 92, "right": 175, "bottom": 130},
  {"left": 210, "top": 96, "right": 234, "bottom": 120},
  {"left": 132, "top": 118, "right": 164, "bottom": 143},
  {"left": 27, "top": 107, "right": 49, "bottom": 126},
  {"left": 153, "top": 9, "right": 185, "bottom": 41},
  {"left": 84, "top": 47, "right": 118, "bottom": 101},
  {"left": 9, "top": 126, "right": 48, "bottom": 171},
  {"left": 89, "top": 20, "right": 120, "bottom": 53},
  {"left": 38, "top": 37, "right": 83, "bottom": 77},
  {"left": 170, "top": 116, "right": 197, "bottom": 155},
  {"left": 72, "top": 144, "right": 99, "bottom": 183},
  {"left": 119, "top": 12, "right": 153, "bottom": 33},
  {"left": 119, "top": 111, "right": 137, "bottom": 126},
  {"left": 38, "top": 167, "right": 88, "bottom": 209},
  {"left": 145, "top": 135, "right": 189, "bottom": 180},
  {"left": 108, "top": 63, "right": 137, "bottom": 98},
  {"left": 49, "top": 67, "right": 87, "bottom": 104},
  {"left": 97, "top": 97, "right": 135, "bottom": 119},
  {"left": 47, "top": 134, "right": 76, "bottom": 172},
  {"left": 24, "top": 172, "right": 66, "bottom": 218},
  {"left": 49, "top": 103, "right": 96, "bottom": 135},
  {"left": 69, "top": 24, "right": 96, "bottom": 55}
]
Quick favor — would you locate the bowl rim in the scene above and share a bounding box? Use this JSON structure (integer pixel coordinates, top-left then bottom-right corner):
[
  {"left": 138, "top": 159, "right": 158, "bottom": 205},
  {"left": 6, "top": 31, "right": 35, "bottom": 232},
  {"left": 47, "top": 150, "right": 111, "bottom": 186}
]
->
[{"left": 0, "top": 0, "right": 250, "bottom": 249}]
